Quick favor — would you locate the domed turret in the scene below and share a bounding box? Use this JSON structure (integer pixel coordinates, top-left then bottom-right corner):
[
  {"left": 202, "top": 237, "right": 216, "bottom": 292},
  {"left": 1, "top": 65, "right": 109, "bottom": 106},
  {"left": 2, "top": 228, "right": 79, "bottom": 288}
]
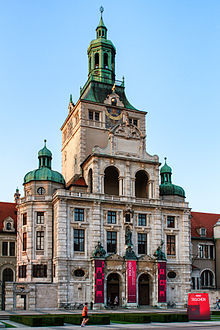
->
[
  {"left": 24, "top": 140, "right": 65, "bottom": 185},
  {"left": 159, "top": 158, "right": 185, "bottom": 198}
]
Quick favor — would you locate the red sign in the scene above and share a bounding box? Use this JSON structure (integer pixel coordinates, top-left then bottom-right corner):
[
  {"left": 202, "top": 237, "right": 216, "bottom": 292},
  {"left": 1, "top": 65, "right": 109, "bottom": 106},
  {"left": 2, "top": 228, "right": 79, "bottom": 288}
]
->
[
  {"left": 95, "top": 260, "right": 104, "bottom": 303},
  {"left": 187, "top": 293, "right": 210, "bottom": 320},
  {"left": 127, "top": 260, "right": 136, "bottom": 303},
  {"left": 158, "top": 262, "right": 166, "bottom": 303}
]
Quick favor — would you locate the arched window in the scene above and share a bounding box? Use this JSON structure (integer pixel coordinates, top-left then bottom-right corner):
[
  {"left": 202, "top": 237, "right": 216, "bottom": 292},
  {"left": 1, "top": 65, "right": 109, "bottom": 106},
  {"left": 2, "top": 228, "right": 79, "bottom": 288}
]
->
[
  {"left": 88, "top": 169, "right": 93, "bottom": 193},
  {"left": 3, "top": 268, "right": 13, "bottom": 282},
  {"left": 201, "top": 270, "right": 214, "bottom": 288},
  {"left": 135, "top": 170, "right": 148, "bottom": 198},
  {"left": 104, "top": 166, "right": 119, "bottom": 196},
  {"left": 89, "top": 56, "right": 91, "bottom": 72},
  {"left": 95, "top": 53, "right": 99, "bottom": 68},
  {"left": 104, "top": 53, "right": 108, "bottom": 68}
]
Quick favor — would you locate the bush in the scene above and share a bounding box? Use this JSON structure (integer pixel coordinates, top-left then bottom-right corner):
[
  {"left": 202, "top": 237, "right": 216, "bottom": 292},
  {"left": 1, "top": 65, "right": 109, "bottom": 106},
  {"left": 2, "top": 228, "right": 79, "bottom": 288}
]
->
[
  {"left": 10, "top": 315, "right": 64, "bottom": 327},
  {"left": 64, "top": 314, "right": 110, "bottom": 325},
  {"left": 150, "top": 313, "right": 188, "bottom": 323},
  {"left": 106, "top": 313, "right": 151, "bottom": 323}
]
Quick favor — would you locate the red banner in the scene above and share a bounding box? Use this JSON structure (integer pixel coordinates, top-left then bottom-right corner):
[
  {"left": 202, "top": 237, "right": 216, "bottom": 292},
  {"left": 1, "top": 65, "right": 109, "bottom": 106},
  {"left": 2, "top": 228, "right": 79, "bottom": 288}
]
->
[
  {"left": 187, "top": 293, "right": 210, "bottom": 320},
  {"left": 95, "top": 260, "right": 104, "bottom": 303},
  {"left": 158, "top": 262, "right": 166, "bottom": 303},
  {"left": 127, "top": 260, "right": 136, "bottom": 303}
]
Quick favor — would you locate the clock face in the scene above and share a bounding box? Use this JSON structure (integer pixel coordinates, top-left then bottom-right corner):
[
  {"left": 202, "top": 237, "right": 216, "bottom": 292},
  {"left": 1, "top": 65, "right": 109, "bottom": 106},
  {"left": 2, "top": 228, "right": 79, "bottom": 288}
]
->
[{"left": 105, "top": 107, "right": 122, "bottom": 121}]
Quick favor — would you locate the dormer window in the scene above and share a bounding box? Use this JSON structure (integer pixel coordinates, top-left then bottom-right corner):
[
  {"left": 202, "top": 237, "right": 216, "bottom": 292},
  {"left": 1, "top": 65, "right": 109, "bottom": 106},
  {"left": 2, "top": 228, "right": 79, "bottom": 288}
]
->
[
  {"left": 3, "top": 217, "right": 14, "bottom": 232},
  {"left": 200, "top": 228, "right": 206, "bottom": 237}
]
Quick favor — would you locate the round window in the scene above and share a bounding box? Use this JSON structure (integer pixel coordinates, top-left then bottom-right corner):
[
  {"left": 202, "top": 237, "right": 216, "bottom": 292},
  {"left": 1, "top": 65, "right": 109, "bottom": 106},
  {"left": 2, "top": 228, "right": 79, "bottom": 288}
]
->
[
  {"left": 168, "top": 271, "right": 176, "bottom": 279},
  {"left": 37, "top": 187, "right": 45, "bottom": 195},
  {"left": 74, "top": 269, "right": 85, "bottom": 277}
]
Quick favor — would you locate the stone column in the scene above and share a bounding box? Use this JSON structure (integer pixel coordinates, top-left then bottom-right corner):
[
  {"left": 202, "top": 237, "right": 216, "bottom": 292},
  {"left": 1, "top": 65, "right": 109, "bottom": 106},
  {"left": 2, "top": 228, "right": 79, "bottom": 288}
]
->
[{"left": 214, "top": 219, "right": 220, "bottom": 289}]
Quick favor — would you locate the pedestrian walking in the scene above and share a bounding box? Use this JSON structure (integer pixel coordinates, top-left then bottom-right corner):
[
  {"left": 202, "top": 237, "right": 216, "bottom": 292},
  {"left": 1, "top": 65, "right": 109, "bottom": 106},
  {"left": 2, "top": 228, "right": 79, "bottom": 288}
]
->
[
  {"left": 81, "top": 302, "right": 89, "bottom": 327},
  {"left": 214, "top": 297, "right": 220, "bottom": 309}
]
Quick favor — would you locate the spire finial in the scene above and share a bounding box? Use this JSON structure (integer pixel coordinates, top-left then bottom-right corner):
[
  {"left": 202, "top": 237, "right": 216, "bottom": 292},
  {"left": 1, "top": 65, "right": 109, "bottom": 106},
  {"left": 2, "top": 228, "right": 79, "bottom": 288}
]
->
[
  {"left": 164, "top": 157, "right": 167, "bottom": 163},
  {"left": 44, "top": 139, "right": 47, "bottom": 147},
  {"left": 100, "top": 6, "right": 104, "bottom": 17}
]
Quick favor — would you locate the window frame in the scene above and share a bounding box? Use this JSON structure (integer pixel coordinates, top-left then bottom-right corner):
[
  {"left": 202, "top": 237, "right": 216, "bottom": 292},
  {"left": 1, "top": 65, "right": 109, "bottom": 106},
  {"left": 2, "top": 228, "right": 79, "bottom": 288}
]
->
[
  {"left": 167, "top": 216, "right": 175, "bottom": 228},
  {"left": 167, "top": 235, "right": 176, "bottom": 256},
  {"left": 138, "top": 233, "right": 147, "bottom": 254},
  {"left": 32, "top": 264, "right": 47, "bottom": 278},
  {"left": 23, "top": 232, "right": 27, "bottom": 251},
  {"left": 36, "top": 212, "right": 44, "bottom": 224},
  {"left": 107, "top": 211, "right": 116, "bottom": 224},
  {"left": 2, "top": 242, "right": 8, "bottom": 256},
  {"left": 74, "top": 208, "right": 84, "bottom": 222},
  {"left": 107, "top": 231, "right": 117, "bottom": 253},
  {"left": 36, "top": 231, "right": 44, "bottom": 250},
  {"left": 74, "top": 229, "right": 85, "bottom": 252},
  {"left": 138, "top": 214, "right": 146, "bottom": 226},
  {"left": 22, "top": 213, "right": 27, "bottom": 226}
]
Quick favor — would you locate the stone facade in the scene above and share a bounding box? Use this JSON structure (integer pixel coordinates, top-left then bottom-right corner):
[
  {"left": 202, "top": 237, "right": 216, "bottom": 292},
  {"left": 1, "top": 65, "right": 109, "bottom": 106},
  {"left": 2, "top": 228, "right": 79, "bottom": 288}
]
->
[{"left": 5, "top": 13, "right": 192, "bottom": 310}]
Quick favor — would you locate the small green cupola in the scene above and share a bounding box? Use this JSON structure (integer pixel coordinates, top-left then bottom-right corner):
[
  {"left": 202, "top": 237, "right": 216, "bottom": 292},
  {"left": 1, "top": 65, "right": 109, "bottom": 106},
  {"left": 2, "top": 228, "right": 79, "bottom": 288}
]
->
[
  {"left": 159, "top": 158, "right": 185, "bottom": 198},
  {"left": 87, "top": 6, "right": 116, "bottom": 84},
  {"left": 38, "top": 140, "right": 52, "bottom": 169},
  {"left": 24, "top": 140, "right": 65, "bottom": 185}
]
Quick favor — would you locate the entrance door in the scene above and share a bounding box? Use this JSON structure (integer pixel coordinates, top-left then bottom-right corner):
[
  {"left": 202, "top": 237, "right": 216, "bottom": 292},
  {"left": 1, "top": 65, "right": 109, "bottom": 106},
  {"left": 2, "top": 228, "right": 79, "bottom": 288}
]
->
[
  {"left": 138, "top": 273, "right": 150, "bottom": 305},
  {"left": 107, "top": 273, "right": 119, "bottom": 306},
  {"left": 2, "top": 268, "right": 13, "bottom": 310}
]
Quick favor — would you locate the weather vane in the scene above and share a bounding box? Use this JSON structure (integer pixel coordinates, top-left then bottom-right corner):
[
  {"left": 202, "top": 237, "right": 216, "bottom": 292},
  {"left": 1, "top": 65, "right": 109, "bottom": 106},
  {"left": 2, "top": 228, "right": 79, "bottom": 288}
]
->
[{"left": 100, "top": 6, "right": 104, "bottom": 17}]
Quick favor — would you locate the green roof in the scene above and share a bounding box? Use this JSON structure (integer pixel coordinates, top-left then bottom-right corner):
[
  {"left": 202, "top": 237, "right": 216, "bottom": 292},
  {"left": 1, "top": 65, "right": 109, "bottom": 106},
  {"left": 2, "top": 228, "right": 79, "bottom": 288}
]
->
[
  {"left": 24, "top": 168, "right": 65, "bottom": 184},
  {"left": 160, "top": 157, "right": 172, "bottom": 174},
  {"left": 159, "top": 183, "right": 185, "bottom": 198},
  {"left": 24, "top": 141, "right": 65, "bottom": 185}
]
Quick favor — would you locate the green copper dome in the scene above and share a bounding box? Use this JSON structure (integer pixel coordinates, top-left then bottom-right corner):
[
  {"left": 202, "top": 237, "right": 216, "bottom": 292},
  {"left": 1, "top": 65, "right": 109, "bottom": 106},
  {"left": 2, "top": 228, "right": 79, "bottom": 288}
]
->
[
  {"left": 160, "top": 158, "right": 172, "bottom": 174},
  {"left": 159, "top": 158, "right": 185, "bottom": 198},
  {"left": 38, "top": 140, "right": 52, "bottom": 158},
  {"left": 24, "top": 140, "right": 65, "bottom": 185}
]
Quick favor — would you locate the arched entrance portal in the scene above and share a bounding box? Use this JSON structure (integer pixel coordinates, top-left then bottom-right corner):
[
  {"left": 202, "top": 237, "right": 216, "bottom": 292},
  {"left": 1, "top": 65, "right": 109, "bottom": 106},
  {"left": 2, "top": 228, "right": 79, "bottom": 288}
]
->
[
  {"left": 138, "top": 273, "right": 150, "bottom": 305},
  {"left": 107, "top": 273, "right": 120, "bottom": 306}
]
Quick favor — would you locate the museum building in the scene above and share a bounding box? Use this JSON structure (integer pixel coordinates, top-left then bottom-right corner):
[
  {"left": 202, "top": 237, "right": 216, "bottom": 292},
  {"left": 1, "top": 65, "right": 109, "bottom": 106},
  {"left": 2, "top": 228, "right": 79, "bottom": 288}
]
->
[{"left": 5, "top": 12, "right": 191, "bottom": 310}]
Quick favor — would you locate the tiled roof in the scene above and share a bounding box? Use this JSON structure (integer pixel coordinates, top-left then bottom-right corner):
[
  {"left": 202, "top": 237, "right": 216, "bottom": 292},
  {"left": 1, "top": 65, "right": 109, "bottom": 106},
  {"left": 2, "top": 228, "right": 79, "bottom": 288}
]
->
[
  {"left": 0, "top": 202, "right": 17, "bottom": 232},
  {"left": 191, "top": 211, "right": 220, "bottom": 238},
  {"left": 66, "top": 176, "right": 88, "bottom": 188}
]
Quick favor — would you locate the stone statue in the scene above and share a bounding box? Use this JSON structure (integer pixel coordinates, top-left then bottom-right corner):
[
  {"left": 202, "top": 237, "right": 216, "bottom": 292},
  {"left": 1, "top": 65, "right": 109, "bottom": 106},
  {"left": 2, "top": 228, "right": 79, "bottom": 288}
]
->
[
  {"left": 125, "top": 227, "right": 132, "bottom": 246},
  {"left": 124, "top": 244, "right": 137, "bottom": 260},
  {"left": 153, "top": 240, "right": 166, "bottom": 261},
  {"left": 93, "top": 241, "right": 106, "bottom": 258}
]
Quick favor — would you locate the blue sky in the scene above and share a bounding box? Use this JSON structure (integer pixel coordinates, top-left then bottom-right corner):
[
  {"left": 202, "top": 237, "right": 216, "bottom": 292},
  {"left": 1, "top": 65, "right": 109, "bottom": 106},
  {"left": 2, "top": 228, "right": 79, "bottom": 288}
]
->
[{"left": 0, "top": 0, "right": 220, "bottom": 213}]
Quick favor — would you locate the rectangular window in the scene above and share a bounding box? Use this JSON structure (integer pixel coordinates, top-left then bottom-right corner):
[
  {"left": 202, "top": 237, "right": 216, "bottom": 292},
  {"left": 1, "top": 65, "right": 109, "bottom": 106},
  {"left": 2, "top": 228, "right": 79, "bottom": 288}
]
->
[
  {"left": 107, "top": 211, "right": 116, "bottom": 224},
  {"left": 138, "top": 233, "right": 147, "bottom": 254},
  {"left": 36, "top": 231, "right": 44, "bottom": 250},
  {"left": 198, "top": 244, "right": 214, "bottom": 259},
  {"left": 74, "top": 208, "right": 84, "bottom": 221},
  {"left": 23, "top": 232, "right": 27, "bottom": 251},
  {"left": 138, "top": 214, "right": 146, "bottom": 226},
  {"left": 95, "top": 112, "right": 99, "bottom": 121},
  {"left": 167, "top": 235, "right": 176, "bottom": 255},
  {"left": 125, "top": 214, "right": 131, "bottom": 223},
  {"left": 89, "top": 111, "right": 93, "bottom": 120},
  {"left": 2, "top": 242, "right": 8, "bottom": 256},
  {"left": 18, "top": 265, "right": 26, "bottom": 278},
  {"left": 129, "top": 118, "right": 132, "bottom": 124},
  {"left": 167, "top": 216, "right": 175, "bottom": 228},
  {"left": 36, "top": 212, "right": 44, "bottom": 224},
  {"left": 133, "top": 119, "right": 138, "bottom": 126},
  {"left": 74, "top": 229, "right": 85, "bottom": 252},
  {"left": 9, "top": 242, "right": 15, "bottom": 256},
  {"left": 107, "top": 231, "right": 117, "bottom": 253},
  {"left": 23, "top": 213, "right": 27, "bottom": 226},
  {"left": 129, "top": 118, "right": 138, "bottom": 126},
  {"left": 32, "top": 264, "right": 47, "bottom": 278}
]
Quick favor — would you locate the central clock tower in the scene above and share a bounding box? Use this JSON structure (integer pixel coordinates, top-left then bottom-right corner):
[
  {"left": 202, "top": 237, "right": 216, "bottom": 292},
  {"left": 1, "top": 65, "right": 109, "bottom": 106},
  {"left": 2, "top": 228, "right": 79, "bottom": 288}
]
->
[{"left": 61, "top": 10, "right": 147, "bottom": 185}]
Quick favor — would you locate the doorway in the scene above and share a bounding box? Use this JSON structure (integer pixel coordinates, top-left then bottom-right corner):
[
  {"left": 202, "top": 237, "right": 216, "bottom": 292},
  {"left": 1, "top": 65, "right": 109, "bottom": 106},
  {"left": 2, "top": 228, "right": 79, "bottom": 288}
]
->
[
  {"left": 107, "top": 273, "right": 120, "bottom": 306},
  {"left": 138, "top": 273, "right": 150, "bottom": 305}
]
